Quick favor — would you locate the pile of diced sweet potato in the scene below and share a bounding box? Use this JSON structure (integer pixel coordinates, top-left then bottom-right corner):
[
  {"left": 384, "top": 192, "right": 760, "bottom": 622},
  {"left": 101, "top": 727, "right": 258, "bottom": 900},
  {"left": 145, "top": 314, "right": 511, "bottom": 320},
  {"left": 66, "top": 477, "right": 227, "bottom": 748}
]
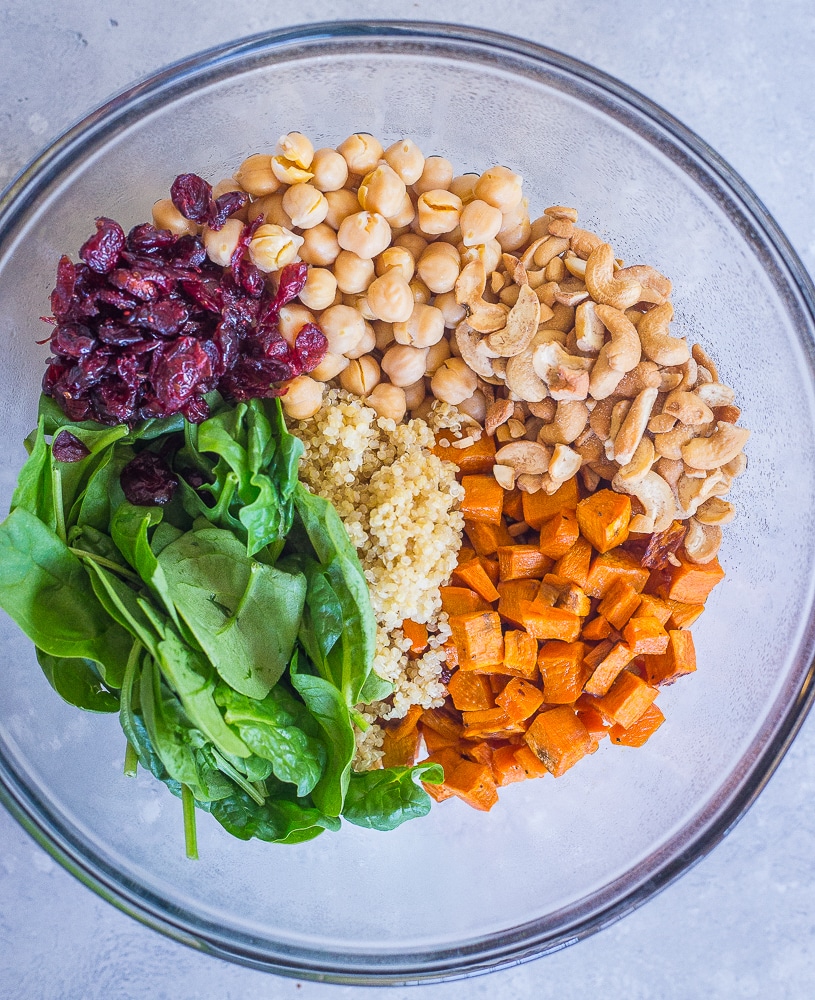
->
[{"left": 379, "top": 431, "right": 726, "bottom": 812}]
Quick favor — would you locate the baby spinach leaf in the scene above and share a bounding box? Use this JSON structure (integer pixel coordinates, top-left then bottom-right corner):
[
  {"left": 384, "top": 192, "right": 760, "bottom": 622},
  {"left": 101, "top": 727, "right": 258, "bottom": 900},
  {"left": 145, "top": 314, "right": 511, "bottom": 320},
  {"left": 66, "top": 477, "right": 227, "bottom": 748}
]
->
[
  {"left": 35, "top": 648, "right": 119, "bottom": 713},
  {"left": 119, "top": 642, "right": 168, "bottom": 780},
  {"left": 208, "top": 788, "right": 339, "bottom": 844},
  {"left": 10, "top": 417, "right": 55, "bottom": 529},
  {"left": 342, "top": 763, "right": 444, "bottom": 832},
  {"left": 358, "top": 670, "right": 395, "bottom": 704}
]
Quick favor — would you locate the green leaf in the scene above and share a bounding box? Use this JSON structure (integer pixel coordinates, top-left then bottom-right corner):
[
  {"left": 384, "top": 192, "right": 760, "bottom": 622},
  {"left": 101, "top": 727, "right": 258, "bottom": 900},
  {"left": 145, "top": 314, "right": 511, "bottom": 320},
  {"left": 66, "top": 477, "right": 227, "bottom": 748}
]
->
[
  {"left": 358, "top": 670, "right": 395, "bottom": 704},
  {"left": 10, "top": 417, "right": 55, "bottom": 529},
  {"left": 208, "top": 788, "right": 339, "bottom": 844},
  {"left": 36, "top": 648, "right": 119, "bottom": 713},
  {"left": 119, "top": 642, "right": 167, "bottom": 780},
  {"left": 342, "top": 763, "right": 444, "bottom": 831}
]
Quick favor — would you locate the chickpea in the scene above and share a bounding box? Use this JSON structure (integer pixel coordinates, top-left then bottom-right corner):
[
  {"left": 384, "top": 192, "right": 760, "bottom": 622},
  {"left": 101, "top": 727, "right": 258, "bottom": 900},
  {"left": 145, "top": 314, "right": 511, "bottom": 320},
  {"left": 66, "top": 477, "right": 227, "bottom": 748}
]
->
[
  {"left": 324, "top": 189, "right": 361, "bottom": 230},
  {"left": 337, "top": 211, "right": 392, "bottom": 259},
  {"left": 474, "top": 165, "right": 524, "bottom": 213},
  {"left": 277, "top": 131, "right": 314, "bottom": 169},
  {"left": 298, "top": 267, "right": 338, "bottom": 311},
  {"left": 152, "top": 198, "right": 197, "bottom": 236},
  {"left": 342, "top": 292, "right": 376, "bottom": 321},
  {"left": 358, "top": 163, "right": 407, "bottom": 218},
  {"left": 424, "top": 337, "right": 452, "bottom": 375},
  {"left": 386, "top": 192, "right": 416, "bottom": 228},
  {"left": 310, "top": 351, "right": 350, "bottom": 381},
  {"left": 282, "top": 183, "right": 329, "bottom": 229},
  {"left": 366, "top": 270, "right": 414, "bottom": 324},
  {"left": 375, "top": 246, "right": 415, "bottom": 283},
  {"left": 344, "top": 321, "right": 377, "bottom": 359},
  {"left": 393, "top": 232, "right": 428, "bottom": 259},
  {"left": 281, "top": 375, "right": 323, "bottom": 419},
  {"left": 438, "top": 225, "right": 463, "bottom": 247},
  {"left": 234, "top": 153, "right": 280, "bottom": 196},
  {"left": 460, "top": 199, "right": 503, "bottom": 247},
  {"left": 339, "top": 355, "right": 381, "bottom": 396},
  {"left": 373, "top": 319, "right": 395, "bottom": 352},
  {"left": 248, "top": 224, "right": 304, "bottom": 272},
  {"left": 409, "top": 276, "right": 432, "bottom": 305},
  {"left": 202, "top": 218, "right": 243, "bottom": 266},
  {"left": 367, "top": 382, "right": 407, "bottom": 422},
  {"left": 417, "top": 242, "right": 461, "bottom": 294},
  {"left": 248, "top": 191, "right": 292, "bottom": 229},
  {"left": 448, "top": 334, "right": 462, "bottom": 358},
  {"left": 333, "top": 250, "right": 375, "bottom": 294},
  {"left": 457, "top": 388, "right": 488, "bottom": 423},
  {"left": 393, "top": 302, "right": 445, "bottom": 348},
  {"left": 317, "top": 304, "right": 367, "bottom": 354},
  {"left": 413, "top": 155, "right": 454, "bottom": 195},
  {"left": 402, "top": 378, "right": 427, "bottom": 411},
  {"left": 381, "top": 344, "right": 429, "bottom": 387},
  {"left": 417, "top": 190, "right": 462, "bottom": 236},
  {"left": 336, "top": 133, "right": 384, "bottom": 175},
  {"left": 278, "top": 304, "right": 316, "bottom": 347},
  {"left": 434, "top": 290, "right": 467, "bottom": 328},
  {"left": 310, "top": 147, "right": 349, "bottom": 193},
  {"left": 298, "top": 224, "right": 340, "bottom": 266},
  {"left": 384, "top": 139, "right": 425, "bottom": 186},
  {"left": 496, "top": 200, "right": 532, "bottom": 252},
  {"left": 458, "top": 238, "right": 502, "bottom": 274},
  {"left": 430, "top": 357, "right": 478, "bottom": 405},
  {"left": 271, "top": 156, "right": 314, "bottom": 186},
  {"left": 212, "top": 178, "right": 246, "bottom": 199},
  {"left": 448, "top": 173, "right": 479, "bottom": 204}
]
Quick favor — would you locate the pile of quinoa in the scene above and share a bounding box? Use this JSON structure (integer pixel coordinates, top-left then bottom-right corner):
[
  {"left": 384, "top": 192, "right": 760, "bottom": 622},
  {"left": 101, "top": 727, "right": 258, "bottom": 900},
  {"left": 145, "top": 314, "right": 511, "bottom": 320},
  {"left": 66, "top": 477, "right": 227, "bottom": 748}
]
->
[{"left": 292, "top": 388, "right": 465, "bottom": 770}]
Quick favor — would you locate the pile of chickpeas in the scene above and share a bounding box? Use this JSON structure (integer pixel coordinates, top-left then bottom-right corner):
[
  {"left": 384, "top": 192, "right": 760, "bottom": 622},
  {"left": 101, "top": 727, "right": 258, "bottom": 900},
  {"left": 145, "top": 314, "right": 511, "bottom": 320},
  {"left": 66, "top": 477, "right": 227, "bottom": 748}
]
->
[{"left": 152, "top": 131, "right": 533, "bottom": 423}]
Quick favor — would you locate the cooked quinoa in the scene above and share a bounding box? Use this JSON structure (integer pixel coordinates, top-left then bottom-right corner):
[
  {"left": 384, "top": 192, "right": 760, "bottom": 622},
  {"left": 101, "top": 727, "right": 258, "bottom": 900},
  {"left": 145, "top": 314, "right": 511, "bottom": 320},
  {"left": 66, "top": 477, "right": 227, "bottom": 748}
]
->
[{"left": 292, "top": 388, "right": 465, "bottom": 770}]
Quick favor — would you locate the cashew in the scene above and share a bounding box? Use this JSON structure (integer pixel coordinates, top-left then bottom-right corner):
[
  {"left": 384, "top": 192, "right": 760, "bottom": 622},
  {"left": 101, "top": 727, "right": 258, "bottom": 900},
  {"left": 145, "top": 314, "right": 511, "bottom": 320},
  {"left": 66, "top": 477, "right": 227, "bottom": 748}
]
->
[
  {"left": 548, "top": 443, "right": 582, "bottom": 482},
  {"left": 613, "top": 435, "right": 655, "bottom": 488},
  {"left": 606, "top": 399, "right": 631, "bottom": 459},
  {"left": 455, "top": 321, "right": 498, "bottom": 380},
  {"left": 554, "top": 284, "right": 590, "bottom": 308},
  {"left": 659, "top": 371, "right": 684, "bottom": 392},
  {"left": 538, "top": 400, "right": 590, "bottom": 445},
  {"left": 501, "top": 253, "right": 528, "bottom": 286},
  {"left": 615, "top": 264, "right": 672, "bottom": 303},
  {"left": 454, "top": 260, "right": 510, "bottom": 333},
  {"left": 585, "top": 243, "right": 642, "bottom": 310},
  {"left": 484, "top": 283, "right": 541, "bottom": 356},
  {"left": 589, "top": 305, "right": 642, "bottom": 400},
  {"left": 528, "top": 398, "right": 557, "bottom": 421},
  {"left": 637, "top": 302, "right": 690, "bottom": 366},
  {"left": 683, "top": 517, "right": 722, "bottom": 564},
  {"left": 615, "top": 470, "right": 677, "bottom": 533},
  {"left": 663, "top": 389, "right": 715, "bottom": 426},
  {"left": 675, "top": 356, "right": 699, "bottom": 391},
  {"left": 516, "top": 473, "right": 544, "bottom": 493},
  {"left": 695, "top": 381, "right": 736, "bottom": 407},
  {"left": 676, "top": 469, "right": 725, "bottom": 517},
  {"left": 581, "top": 465, "right": 601, "bottom": 492},
  {"left": 653, "top": 422, "right": 701, "bottom": 460},
  {"left": 505, "top": 349, "right": 549, "bottom": 402},
  {"left": 572, "top": 428, "right": 605, "bottom": 465},
  {"left": 520, "top": 236, "right": 551, "bottom": 268},
  {"left": 692, "top": 343, "right": 719, "bottom": 381},
  {"left": 696, "top": 496, "right": 735, "bottom": 525},
  {"left": 722, "top": 451, "right": 747, "bottom": 479},
  {"left": 563, "top": 254, "right": 587, "bottom": 279},
  {"left": 495, "top": 440, "right": 552, "bottom": 475},
  {"left": 648, "top": 412, "right": 678, "bottom": 434},
  {"left": 540, "top": 301, "right": 577, "bottom": 333},
  {"left": 574, "top": 300, "right": 605, "bottom": 353},
  {"left": 492, "top": 463, "right": 516, "bottom": 490},
  {"left": 656, "top": 456, "right": 684, "bottom": 491},
  {"left": 485, "top": 397, "right": 515, "bottom": 436},
  {"left": 612, "top": 386, "right": 659, "bottom": 465},
  {"left": 507, "top": 418, "right": 527, "bottom": 438},
  {"left": 613, "top": 361, "right": 662, "bottom": 398},
  {"left": 681, "top": 423, "right": 750, "bottom": 472},
  {"left": 570, "top": 228, "right": 603, "bottom": 259},
  {"left": 532, "top": 236, "right": 570, "bottom": 267},
  {"left": 532, "top": 341, "right": 592, "bottom": 400}
]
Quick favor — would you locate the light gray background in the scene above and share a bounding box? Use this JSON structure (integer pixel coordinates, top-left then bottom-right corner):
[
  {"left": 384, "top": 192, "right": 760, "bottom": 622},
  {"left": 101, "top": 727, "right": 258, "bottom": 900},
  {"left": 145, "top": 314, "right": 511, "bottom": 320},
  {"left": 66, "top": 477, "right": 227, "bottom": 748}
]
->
[{"left": 1, "top": 2, "right": 814, "bottom": 998}]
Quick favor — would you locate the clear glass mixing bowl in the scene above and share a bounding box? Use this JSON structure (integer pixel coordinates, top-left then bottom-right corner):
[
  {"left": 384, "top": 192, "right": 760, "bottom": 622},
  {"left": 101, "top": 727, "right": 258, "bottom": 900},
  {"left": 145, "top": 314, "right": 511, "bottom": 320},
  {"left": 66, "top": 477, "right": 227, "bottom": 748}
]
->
[{"left": 1, "top": 21, "right": 814, "bottom": 985}]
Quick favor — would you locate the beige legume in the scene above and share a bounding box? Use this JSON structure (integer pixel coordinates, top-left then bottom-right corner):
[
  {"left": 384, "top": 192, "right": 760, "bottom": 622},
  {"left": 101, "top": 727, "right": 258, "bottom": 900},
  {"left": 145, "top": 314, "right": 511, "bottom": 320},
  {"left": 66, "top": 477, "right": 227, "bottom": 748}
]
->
[
  {"left": 152, "top": 198, "right": 197, "bottom": 236},
  {"left": 475, "top": 165, "right": 524, "bottom": 212},
  {"left": 337, "top": 211, "right": 392, "bottom": 258},
  {"left": 366, "top": 271, "right": 415, "bottom": 323},
  {"left": 248, "top": 224, "right": 304, "bottom": 271},
  {"left": 340, "top": 355, "right": 381, "bottom": 395},
  {"left": 202, "top": 218, "right": 243, "bottom": 266},
  {"left": 277, "top": 304, "right": 315, "bottom": 347},
  {"left": 298, "top": 224, "right": 340, "bottom": 266},
  {"left": 344, "top": 321, "right": 377, "bottom": 359},
  {"left": 282, "top": 183, "right": 329, "bottom": 229},
  {"left": 375, "top": 246, "right": 416, "bottom": 283},
  {"left": 319, "top": 304, "right": 367, "bottom": 354},
  {"left": 384, "top": 139, "right": 426, "bottom": 185},
  {"left": 310, "top": 147, "right": 349, "bottom": 192},
  {"left": 449, "top": 173, "right": 479, "bottom": 203},
  {"left": 373, "top": 320, "right": 395, "bottom": 352},
  {"left": 310, "top": 351, "right": 350, "bottom": 381},
  {"left": 393, "top": 232, "right": 428, "bottom": 258},
  {"left": 394, "top": 302, "right": 445, "bottom": 348},
  {"left": 460, "top": 199, "right": 503, "bottom": 246},
  {"left": 333, "top": 250, "right": 376, "bottom": 294},
  {"left": 281, "top": 375, "right": 323, "bottom": 419},
  {"left": 234, "top": 153, "right": 280, "bottom": 196},
  {"left": 366, "top": 382, "right": 408, "bottom": 422},
  {"left": 413, "top": 155, "right": 454, "bottom": 195},
  {"left": 402, "top": 378, "right": 427, "bottom": 411},
  {"left": 417, "top": 242, "right": 461, "bottom": 294},
  {"left": 385, "top": 192, "right": 416, "bottom": 228},
  {"left": 277, "top": 131, "right": 314, "bottom": 169},
  {"left": 417, "top": 190, "right": 462, "bottom": 236},
  {"left": 424, "top": 337, "right": 452, "bottom": 375},
  {"left": 430, "top": 357, "right": 478, "bottom": 404},
  {"left": 434, "top": 290, "right": 467, "bottom": 328},
  {"left": 337, "top": 133, "right": 384, "bottom": 175},
  {"left": 381, "top": 344, "right": 429, "bottom": 386},
  {"left": 457, "top": 388, "right": 488, "bottom": 423},
  {"left": 358, "top": 163, "right": 408, "bottom": 218},
  {"left": 298, "top": 267, "right": 338, "bottom": 311}
]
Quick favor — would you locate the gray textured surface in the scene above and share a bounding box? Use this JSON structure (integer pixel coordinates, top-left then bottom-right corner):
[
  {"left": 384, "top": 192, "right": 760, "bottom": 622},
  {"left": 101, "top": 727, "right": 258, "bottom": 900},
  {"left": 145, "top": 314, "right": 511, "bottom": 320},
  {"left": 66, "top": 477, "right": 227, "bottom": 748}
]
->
[{"left": 1, "top": 1, "right": 814, "bottom": 997}]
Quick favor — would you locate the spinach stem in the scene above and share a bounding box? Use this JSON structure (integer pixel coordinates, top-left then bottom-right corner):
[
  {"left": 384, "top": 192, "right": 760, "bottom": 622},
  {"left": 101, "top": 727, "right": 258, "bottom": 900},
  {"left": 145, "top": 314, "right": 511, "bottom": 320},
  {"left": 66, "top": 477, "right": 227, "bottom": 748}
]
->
[
  {"left": 69, "top": 547, "right": 143, "bottom": 586},
  {"left": 350, "top": 708, "right": 369, "bottom": 732},
  {"left": 211, "top": 747, "right": 266, "bottom": 805},
  {"left": 181, "top": 784, "right": 198, "bottom": 860},
  {"left": 51, "top": 464, "right": 66, "bottom": 544},
  {"left": 123, "top": 740, "right": 139, "bottom": 777},
  {"left": 215, "top": 563, "right": 259, "bottom": 635}
]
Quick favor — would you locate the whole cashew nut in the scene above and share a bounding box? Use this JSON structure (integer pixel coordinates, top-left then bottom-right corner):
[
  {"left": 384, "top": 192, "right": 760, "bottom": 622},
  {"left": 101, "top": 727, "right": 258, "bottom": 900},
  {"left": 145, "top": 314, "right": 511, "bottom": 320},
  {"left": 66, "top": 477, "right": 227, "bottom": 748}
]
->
[
  {"left": 454, "top": 259, "right": 510, "bottom": 333},
  {"left": 585, "top": 243, "right": 643, "bottom": 310},
  {"left": 637, "top": 302, "right": 690, "bottom": 366},
  {"left": 681, "top": 423, "right": 750, "bottom": 472},
  {"left": 683, "top": 517, "right": 723, "bottom": 564},
  {"left": 613, "top": 469, "right": 677, "bottom": 533},
  {"left": 589, "top": 304, "right": 642, "bottom": 400},
  {"left": 537, "top": 400, "right": 590, "bottom": 445}
]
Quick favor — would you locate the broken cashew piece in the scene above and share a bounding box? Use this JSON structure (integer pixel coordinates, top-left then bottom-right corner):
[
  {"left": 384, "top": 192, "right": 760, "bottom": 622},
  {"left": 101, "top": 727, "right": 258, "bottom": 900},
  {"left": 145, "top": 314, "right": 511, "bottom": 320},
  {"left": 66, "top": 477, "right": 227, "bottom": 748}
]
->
[
  {"left": 454, "top": 321, "right": 498, "bottom": 380},
  {"left": 574, "top": 300, "right": 606, "bottom": 353},
  {"left": 495, "top": 440, "right": 552, "bottom": 475},
  {"left": 695, "top": 496, "right": 735, "bottom": 525},
  {"left": 585, "top": 243, "right": 642, "bottom": 310},
  {"left": 532, "top": 341, "right": 592, "bottom": 401},
  {"left": 614, "top": 470, "right": 677, "bottom": 533},
  {"left": 663, "top": 389, "right": 715, "bottom": 426},
  {"left": 548, "top": 443, "right": 583, "bottom": 482},
  {"left": 637, "top": 302, "right": 690, "bottom": 366},
  {"left": 614, "top": 435, "right": 656, "bottom": 488},
  {"left": 485, "top": 284, "right": 541, "bottom": 357},
  {"left": 612, "top": 386, "right": 659, "bottom": 466},
  {"left": 537, "top": 400, "right": 590, "bottom": 445},
  {"left": 680, "top": 423, "right": 750, "bottom": 472},
  {"left": 683, "top": 517, "right": 723, "bottom": 564},
  {"left": 505, "top": 349, "right": 549, "bottom": 402},
  {"left": 454, "top": 260, "right": 510, "bottom": 333}
]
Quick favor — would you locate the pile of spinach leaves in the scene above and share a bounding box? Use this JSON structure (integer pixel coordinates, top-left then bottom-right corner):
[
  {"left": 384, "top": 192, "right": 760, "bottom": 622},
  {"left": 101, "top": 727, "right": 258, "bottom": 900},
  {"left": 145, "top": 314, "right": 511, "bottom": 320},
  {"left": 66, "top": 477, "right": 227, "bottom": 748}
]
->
[{"left": 0, "top": 393, "right": 441, "bottom": 853}]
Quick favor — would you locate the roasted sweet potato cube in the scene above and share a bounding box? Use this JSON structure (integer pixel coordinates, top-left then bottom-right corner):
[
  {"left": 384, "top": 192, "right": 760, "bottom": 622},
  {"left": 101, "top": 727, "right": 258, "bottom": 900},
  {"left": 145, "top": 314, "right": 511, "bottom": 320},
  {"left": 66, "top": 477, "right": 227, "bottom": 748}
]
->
[
  {"left": 440, "top": 586, "right": 492, "bottom": 616},
  {"left": 452, "top": 557, "right": 501, "bottom": 603},
  {"left": 460, "top": 740, "right": 494, "bottom": 767},
  {"left": 524, "top": 706, "right": 594, "bottom": 777},
  {"left": 503, "top": 630, "right": 539, "bottom": 678},
  {"left": 622, "top": 616, "right": 669, "bottom": 654},
  {"left": 449, "top": 611, "right": 505, "bottom": 667},
  {"left": 537, "top": 640, "right": 589, "bottom": 703},
  {"left": 597, "top": 578, "right": 642, "bottom": 630},
  {"left": 447, "top": 670, "right": 495, "bottom": 711},
  {"left": 421, "top": 748, "right": 462, "bottom": 801},
  {"left": 497, "top": 544, "right": 553, "bottom": 581},
  {"left": 496, "top": 677, "right": 545, "bottom": 722},
  {"left": 502, "top": 488, "right": 525, "bottom": 522},
  {"left": 432, "top": 431, "right": 496, "bottom": 473},
  {"left": 491, "top": 744, "right": 528, "bottom": 785},
  {"left": 513, "top": 744, "right": 550, "bottom": 778},
  {"left": 481, "top": 556, "right": 500, "bottom": 585},
  {"left": 522, "top": 477, "right": 580, "bottom": 529},
  {"left": 631, "top": 593, "right": 672, "bottom": 626},
  {"left": 401, "top": 619, "right": 429, "bottom": 656},
  {"left": 583, "top": 641, "right": 634, "bottom": 697},
  {"left": 593, "top": 670, "right": 658, "bottom": 729},
  {"left": 422, "top": 726, "right": 461, "bottom": 753},
  {"left": 388, "top": 703, "right": 423, "bottom": 740},
  {"left": 576, "top": 489, "right": 632, "bottom": 553},
  {"left": 556, "top": 583, "right": 591, "bottom": 617},
  {"left": 461, "top": 706, "right": 520, "bottom": 740},
  {"left": 656, "top": 554, "right": 726, "bottom": 604},
  {"left": 583, "top": 638, "right": 615, "bottom": 671},
  {"left": 465, "top": 519, "right": 515, "bottom": 556},
  {"left": 585, "top": 549, "right": 650, "bottom": 599},
  {"left": 538, "top": 509, "right": 580, "bottom": 559},
  {"left": 642, "top": 629, "right": 697, "bottom": 685},
  {"left": 460, "top": 474, "right": 505, "bottom": 524},
  {"left": 609, "top": 703, "right": 666, "bottom": 746},
  {"left": 497, "top": 579, "right": 540, "bottom": 627},
  {"left": 576, "top": 704, "right": 610, "bottom": 740},
  {"left": 520, "top": 602, "right": 582, "bottom": 642},
  {"left": 443, "top": 758, "right": 500, "bottom": 811},
  {"left": 581, "top": 615, "right": 613, "bottom": 641},
  {"left": 420, "top": 707, "right": 463, "bottom": 741},
  {"left": 381, "top": 726, "right": 422, "bottom": 768},
  {"left": 664, "top": 599, "right": 705, "bottom": 630},
  {"left": 553, "top": 536, "right": 593, "bottom": 589}
]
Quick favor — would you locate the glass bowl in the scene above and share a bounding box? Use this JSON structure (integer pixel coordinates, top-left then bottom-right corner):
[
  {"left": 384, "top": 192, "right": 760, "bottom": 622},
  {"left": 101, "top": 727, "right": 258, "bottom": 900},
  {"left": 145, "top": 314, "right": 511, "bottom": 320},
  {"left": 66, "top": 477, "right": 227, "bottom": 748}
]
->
[{"left": 1, "top": 21, "right": 814, "bottom": 985}]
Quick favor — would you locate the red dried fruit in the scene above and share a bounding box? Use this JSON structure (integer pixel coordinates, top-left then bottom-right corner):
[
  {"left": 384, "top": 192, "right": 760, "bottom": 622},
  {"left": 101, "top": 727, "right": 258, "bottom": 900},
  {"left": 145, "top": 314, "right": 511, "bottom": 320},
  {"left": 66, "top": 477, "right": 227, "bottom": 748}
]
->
[
  {"left": 170, "top": 173, "right": 213, "bottom": 225},
  {"left": 79, "top": 218, "right": 126, "bottom": 274},
  {"left": 120, "top": 451, "right": 179, "bottom": 506},
  {"left": 52, "top": 431, "right": 90, "bottom": 463},
  {"left": 209, "top": 190, "right": 249, "bottom": 230},
  {"left": 641, "top": 520, "right": 688, "bottom": 570}
]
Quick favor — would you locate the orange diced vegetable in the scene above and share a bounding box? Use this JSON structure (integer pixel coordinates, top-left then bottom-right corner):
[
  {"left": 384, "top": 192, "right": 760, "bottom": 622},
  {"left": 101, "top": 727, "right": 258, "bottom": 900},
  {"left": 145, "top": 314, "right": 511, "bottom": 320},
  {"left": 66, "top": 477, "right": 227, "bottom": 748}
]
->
[
  {"left": 522, "top": 477, "right": 580, "bottom": 529},
  {"left": 576, "top": 705, "right": 610, "bottom": 740},
  {"left": 553, "top": 536, "right": 593, "bottom": 589},
  {"left": 421, "top": 748, "right": 461, "bottom": 801},
  {"left": 448, "top": 611, "right": 505, "bottom": 667},
  {"left": 583, "top": 642, "right": 634, "bottom": 697},
  {"left": 538, "top": 509, "right": 580, "bottom": 559},
  {"left": 576, "top": 489, "right": 631, "bottom": 553},
  {"left": 597, "top": 578, "right": 643, "bottom": 630},
  {"left": 460, "top": 474, "right": 505, "bottom": 524},
  {"left": 401, "top": 618, "right": 429, "bottom": 656},
  {"left": 581, "top": 615, "right": 613, "bottom": 641},
  {"left": 420, "top": 707, "right": 463, "bottom": 741},
  {"left": 513, "top": 744, "right": 550, "bottom": 778},
  {"left": 491, "top": 744, "right": 528, "bottom": 785},
  {"left": 381, "top": 727, "right": 422, "bottom": 768},
  {"left": 461, "top": 706, "right": 514, "bottom": 738},
  {"left": 524, "top": 706, "right": 594, "bottom": 777},
  {"left": 497, "top": 544, "right": 553, "bottom": 581},
  {"left": 497, "top": 579, "right": 540, "bottom": 626},
  {"left": 488, "top": 673, "right": 510, "bottom": 695},
  {"left": 461, "top": 741, "right": 494, "bottom": 767},
  {"left": 422, "top": 726, "right": 462, "bottom": 753},
  {"left": 481, "top": 557, "right": 500, "bottom": 585},
  {"left": 496, "top": 677, "right": 545, "bottom": 721},
  {"left": 664, "top": 599, "right": 705, "bottom": 630},
  {"left": 465, "top": 519, "right": 515, "bottom": 556},
  {"left": 388, "top": 703, "right": 423, "bottom": 740},
  {"left": 447, "top": 670, "right": 495, "bottom": 711},
  {"left": 503, "top": 630, "right": 539, "bottom": 678},
  {"left": 583, "top": 638, "right": 615, "bottom": 672},
  {"left": 556, "top": 583, "right": 591, "bottom": 617},
  {"left": 440, "top": 586, "right": 492, "bottom": 616},
  {"left": 443, "top": 758, "right": 499, "bottom": 811},
  {"left": 537, "top": 640, "right": 589, "bottom": 703},
  {"left": 656, "top": 554, "right": 726, "bottom": 604},
  {"left": 432, "top": 431, "right": 496, "bottom": 473},
  {"left": 622, "top": 616, "right": 669, "bottom": 654},
  {"left": 593, "top": 670, "right": 658, "bottom": 729},
  {"left": 520, "top": 602, "right": 582, "bottom": 642},
  {"left": 502, "top": 488, "right": 525, "bottom": 522},
  {"left": 452, "top": 557, "right": 501, "bottom": 603},
  {"left": 585, "top": 549, "right": 650, "bottom": 598},
  {"left": 631, "top": 593, "right": 672, "bottom": 626},
  {"left": 642, "top": 629, "right": 697, "bottom": 685},
  {"left": 609, "top": 703, "right": 666, "bottom": 746}
]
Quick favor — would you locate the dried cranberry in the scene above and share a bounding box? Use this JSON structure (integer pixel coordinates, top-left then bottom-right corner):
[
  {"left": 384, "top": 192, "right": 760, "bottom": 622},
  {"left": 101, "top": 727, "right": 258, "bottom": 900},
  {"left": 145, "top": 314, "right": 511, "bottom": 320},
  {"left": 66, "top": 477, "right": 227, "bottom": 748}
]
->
[
  {"left": 170, "top": 235, "right": 207, "bottom": 269},
  {"left": 126, "top": 223, "right": 177, "bottom": 255},
  {"left": 171, "top": 173, "right": 213, "bottom": 225},
  {"left": 50, "top": 257, "right": 76, "bottom": 320},
  {"left": 52, "top": 431, "right": 90, "bottom": 463},
  {"left": 209, "top": 190, "right": 249, "bottom": 230},
  {"left": 79, "top": 218, "right": 126, "bottom": 274},
  {"left": 128, "top": 299, "right": 190, "bottom": 336},
  {"left": 52, "top": 323, "right": 97, "bottom": 358},
  {"left": 292, "top": 323, "right": 328, "bottom": 373},
  {"left": 151, "top": 336, "right": 212, "bottom": 412},
  {"left": 120, "top": 451, "right": 178, "bottom": 506}
]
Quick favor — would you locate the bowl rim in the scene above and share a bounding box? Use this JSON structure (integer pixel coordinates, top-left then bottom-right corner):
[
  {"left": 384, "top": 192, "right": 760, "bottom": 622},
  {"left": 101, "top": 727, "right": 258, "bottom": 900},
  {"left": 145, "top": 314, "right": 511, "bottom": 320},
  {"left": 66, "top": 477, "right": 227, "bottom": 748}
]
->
[{"left": 1, "top": 18, "right": 815, "bottom": 985}]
